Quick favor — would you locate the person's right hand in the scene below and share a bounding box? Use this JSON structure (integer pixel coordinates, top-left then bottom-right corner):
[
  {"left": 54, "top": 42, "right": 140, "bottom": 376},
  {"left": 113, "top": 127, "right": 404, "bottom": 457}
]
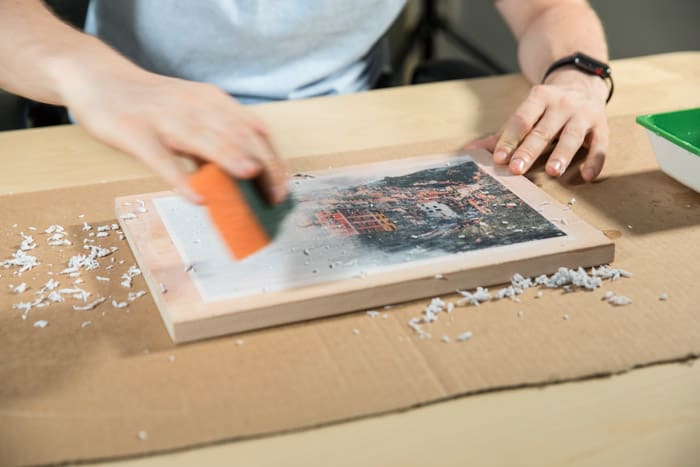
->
[{"left": 62, "top": 68, "right": 288, "bottom": 204}]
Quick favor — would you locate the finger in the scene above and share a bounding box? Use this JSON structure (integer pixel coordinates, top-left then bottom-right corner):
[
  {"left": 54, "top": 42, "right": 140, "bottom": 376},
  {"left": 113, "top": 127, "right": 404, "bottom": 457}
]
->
[
  {"left": 195, "top": 108, "right": 279, "bottom": 177},
  {"left": 508, "top": 108, "right": 569, "bottom": 175},
  {"left": 545, "top": 118, "right": 590, "bottom": 177},
  {"left": 125, "top": 134, "right": 202, "bottom": 203},
  {"left": 159, "top": 122, "right": 262, "bottom": 179},
  {"left": 194, "top": 82, "right": 270, "bottom": 136},
  {"left": 464, "top": 134, "right": 499, "bottom": 152},
  {"left": 580, "top": 125, "right": 609, "bottom": 181},
  {"left": 493, "top": 87, "right": 548, "bottom": 164},
  {"left": 192, "top": 112, "right": 288, "bottom": 203},
  {"left": 218, "top": 97, "right": 271, "bottom": 136},
  {"left": 244, "top": 131, "right": 289, "bottom": 204},
  {"left": 244, "top": 108, "right": 272, "bottom": 137}
]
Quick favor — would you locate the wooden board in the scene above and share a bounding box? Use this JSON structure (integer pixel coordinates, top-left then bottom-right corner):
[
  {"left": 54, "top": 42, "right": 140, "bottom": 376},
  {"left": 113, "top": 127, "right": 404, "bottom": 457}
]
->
[{"left": 116, "top": 150, "right": 613, "bottom": 343}]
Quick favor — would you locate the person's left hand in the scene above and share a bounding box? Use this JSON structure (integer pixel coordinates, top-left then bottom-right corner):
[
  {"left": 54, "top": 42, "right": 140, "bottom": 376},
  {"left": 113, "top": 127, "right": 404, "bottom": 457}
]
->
[{"left": 466, "top": 68, "right": 610, "bottom": 182}]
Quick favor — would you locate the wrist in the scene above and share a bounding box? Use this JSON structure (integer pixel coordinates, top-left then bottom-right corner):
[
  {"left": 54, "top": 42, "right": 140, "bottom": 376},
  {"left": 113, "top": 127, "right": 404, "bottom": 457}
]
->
[
  {"left": 42, "top": 36, "right": 148, "bottom": 106},
  {"left": 543, "top": 68, "right": 610, "bottom": 104}
]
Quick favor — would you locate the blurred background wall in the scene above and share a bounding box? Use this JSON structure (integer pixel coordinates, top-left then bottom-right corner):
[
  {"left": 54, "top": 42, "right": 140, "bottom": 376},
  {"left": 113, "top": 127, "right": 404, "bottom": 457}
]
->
[{"left": 434, "top": 0, "right": 700, "bottom": 72}]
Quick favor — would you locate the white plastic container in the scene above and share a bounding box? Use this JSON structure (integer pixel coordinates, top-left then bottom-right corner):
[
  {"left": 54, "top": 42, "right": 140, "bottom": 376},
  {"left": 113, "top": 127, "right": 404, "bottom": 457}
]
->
[{"left": 636, "top": 108, "right": 700, "bottom": 193}]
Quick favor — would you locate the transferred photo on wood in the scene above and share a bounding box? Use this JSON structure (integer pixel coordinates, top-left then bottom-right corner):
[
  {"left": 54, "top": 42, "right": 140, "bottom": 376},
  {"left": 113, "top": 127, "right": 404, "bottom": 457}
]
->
[
  {"left": 302, "top": 157, "right": 565, "bottom": 253},
  {"left": 153, "top": 155, "right": 564, "bottom": 302},
  {"left": 116, "top": 150, "right": 614, "bottom": 343}
]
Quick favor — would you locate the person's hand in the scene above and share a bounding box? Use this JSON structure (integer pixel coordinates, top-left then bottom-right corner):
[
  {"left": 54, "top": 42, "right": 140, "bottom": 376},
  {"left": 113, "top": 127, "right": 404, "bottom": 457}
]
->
[
  {"left": 62, "top": 68, "right": 288, "bottom": 204},
  {"left": 466, "top": 69, "right": 609, "bottom": 182}
]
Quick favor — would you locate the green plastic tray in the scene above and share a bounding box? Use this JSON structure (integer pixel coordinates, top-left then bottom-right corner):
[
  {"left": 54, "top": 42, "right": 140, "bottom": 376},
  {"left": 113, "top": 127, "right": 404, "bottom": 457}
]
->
[{"left": 636, "top": 107, "right": 700, "bottom": 157}]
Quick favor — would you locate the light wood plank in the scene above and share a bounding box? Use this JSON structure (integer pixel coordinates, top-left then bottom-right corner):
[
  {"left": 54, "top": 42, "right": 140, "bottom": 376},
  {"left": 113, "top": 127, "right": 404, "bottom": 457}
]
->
[{"left": 117, "top": 151, "right": 613, "bottom": 343}]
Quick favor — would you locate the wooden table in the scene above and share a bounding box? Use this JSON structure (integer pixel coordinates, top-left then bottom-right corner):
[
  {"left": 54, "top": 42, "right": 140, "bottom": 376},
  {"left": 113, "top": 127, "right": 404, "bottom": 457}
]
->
[{"left": 2, "top": 52, "right": 699, "bottom": 467}]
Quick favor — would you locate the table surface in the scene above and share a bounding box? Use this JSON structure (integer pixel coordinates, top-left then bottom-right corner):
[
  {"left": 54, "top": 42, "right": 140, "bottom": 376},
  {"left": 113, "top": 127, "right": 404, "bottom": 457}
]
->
[{"left": 2, "top": 52, "right": 699, "bottom": 467}]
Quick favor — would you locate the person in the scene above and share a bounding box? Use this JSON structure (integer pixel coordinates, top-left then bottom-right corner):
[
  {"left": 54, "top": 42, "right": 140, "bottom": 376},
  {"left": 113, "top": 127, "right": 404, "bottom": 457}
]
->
[{"left": 0, "top": 0, "right": 610, "bottom": 205}]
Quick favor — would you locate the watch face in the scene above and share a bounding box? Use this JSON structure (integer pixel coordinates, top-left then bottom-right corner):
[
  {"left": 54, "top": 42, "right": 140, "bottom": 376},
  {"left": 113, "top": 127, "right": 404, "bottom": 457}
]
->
[{"left": 574, "top": 53, "right": 611, "bottom": 78}]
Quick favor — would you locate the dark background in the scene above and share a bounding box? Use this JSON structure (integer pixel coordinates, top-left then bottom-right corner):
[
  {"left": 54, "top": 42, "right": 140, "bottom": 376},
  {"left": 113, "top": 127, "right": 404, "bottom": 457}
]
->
[{"left": 436, "top": 0, "right": 699, "bottom": 72}]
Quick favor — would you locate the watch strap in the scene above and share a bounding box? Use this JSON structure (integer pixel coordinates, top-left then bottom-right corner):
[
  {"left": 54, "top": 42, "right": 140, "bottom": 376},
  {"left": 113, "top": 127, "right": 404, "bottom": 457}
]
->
[{"left": 542, "top": 52, "right": 614, "bottom": 103}]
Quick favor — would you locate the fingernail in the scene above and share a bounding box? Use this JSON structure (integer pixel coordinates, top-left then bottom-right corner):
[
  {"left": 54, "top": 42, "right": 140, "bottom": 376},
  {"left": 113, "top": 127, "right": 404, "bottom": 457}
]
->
[
  {"left": 510, "top": 158, "right": 525, "bottom": 174},
  {"left": 494, "top": 150, "right": 508, "bottom": 164},
  {"left": 549, "top": 160, "right": 563, "bottom": 175},
  {"left": 582, "top": 167, "right": 596, "bottom": 181},
  {"left": 235, "top": 159, "right": 260, "bottom": 176}
]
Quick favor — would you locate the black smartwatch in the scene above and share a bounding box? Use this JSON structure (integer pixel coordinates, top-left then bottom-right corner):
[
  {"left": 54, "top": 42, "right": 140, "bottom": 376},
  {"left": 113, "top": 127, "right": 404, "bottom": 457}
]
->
[{"left": 542, "top": 52, "right": 614, "bottom": 103}]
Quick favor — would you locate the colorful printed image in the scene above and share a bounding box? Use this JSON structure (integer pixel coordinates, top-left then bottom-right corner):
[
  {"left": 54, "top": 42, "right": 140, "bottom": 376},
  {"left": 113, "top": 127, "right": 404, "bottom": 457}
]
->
[
  {"left": 155, "top": 155, "right": 565, "bottom": 301},
  {"left": 297, "top": 160, "right": 564, "bottom": 254}
]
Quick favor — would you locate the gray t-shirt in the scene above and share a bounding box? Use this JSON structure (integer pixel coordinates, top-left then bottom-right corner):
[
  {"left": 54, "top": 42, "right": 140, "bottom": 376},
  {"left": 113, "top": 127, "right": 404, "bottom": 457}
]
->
[{"left": 85, "top": 0, "right": 406, "bottom": 104}]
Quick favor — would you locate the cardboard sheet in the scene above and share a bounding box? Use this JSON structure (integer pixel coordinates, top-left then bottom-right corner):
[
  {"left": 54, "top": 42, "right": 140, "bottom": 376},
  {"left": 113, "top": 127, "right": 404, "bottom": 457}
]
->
[{"left": 1, "top": 117, "right": 700, "bottom": 466}]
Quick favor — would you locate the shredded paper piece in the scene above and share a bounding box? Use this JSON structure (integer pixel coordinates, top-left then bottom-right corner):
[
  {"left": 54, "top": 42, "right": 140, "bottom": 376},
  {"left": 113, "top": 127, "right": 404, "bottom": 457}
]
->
[
  {"left": 2, "top": 249, "right": 40, "bottom": 273},
  {"left": 9, "top": 282, "right": 28, "bottom": 294},
  {"left": 128, "top": 290, "right": 147, "bottom": 301},
  {"left": 456, "top": 331, "right": 473, "bottom": 342},
  {"left": 121, "top": 265, "right": 142, "bottom": 288},
  {"left": 73, "top": 297, "right": 106, "bottom": 311},
  {"left": 604, "top": 294, "right": 633, "bottom": 306},
  {"left": 456, "top": 287, "right": 491, "bottom": 306},
  {"left": 19, "top": 233, "right": 37, "bottom": 251}
]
